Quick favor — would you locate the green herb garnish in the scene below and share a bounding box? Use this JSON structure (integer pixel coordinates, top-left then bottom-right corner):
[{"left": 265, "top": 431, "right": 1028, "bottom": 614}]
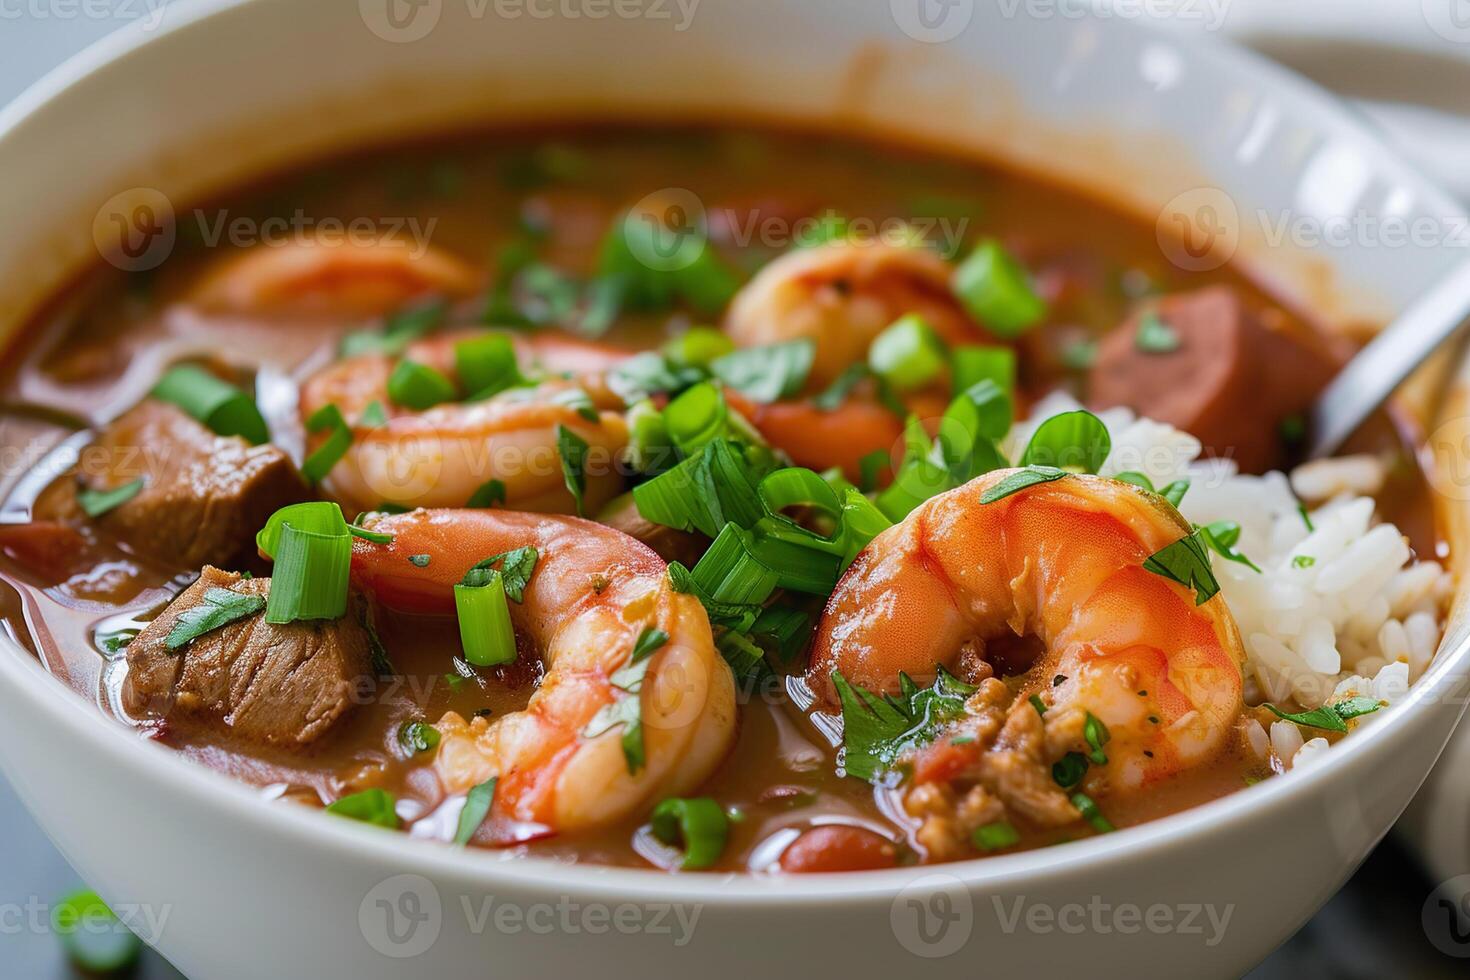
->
[
  {"left": 164, "top": 587, "right": 265, "bottom": 651},
  {"left": 832, "top": 667, "right": 977, "bottom": 782}
]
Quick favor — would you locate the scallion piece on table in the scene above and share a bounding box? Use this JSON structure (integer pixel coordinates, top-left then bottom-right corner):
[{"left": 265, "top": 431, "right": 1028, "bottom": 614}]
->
[
  {"left": 868, "top": 314, "right": 946, "bottom": 392},
  {"left": 50, "top": 888, "right": 142, "bottom": 974},
  {"left": 649, "top": 796, "right": 730, "bottom": 870},
  {"left": 454, "top": 568, "right": 517, "bottom": 667},
  {"left": 952, "top": 239, "right": 1046, "bottom": 337},
  {"left": 387, "top": 359, "right": 458, "bottom": 410},
  {"left": 151, "top": 363, "right": 270, "bottom": 444}
]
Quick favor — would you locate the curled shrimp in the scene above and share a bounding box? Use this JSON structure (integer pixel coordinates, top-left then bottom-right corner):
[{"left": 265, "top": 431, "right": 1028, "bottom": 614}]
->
[
  {"left": 187, "top": 236, "right": 482, "bottom": 316},
  {"left": 299, "top": 330, "right": 630, "bottom": 515},
  {"left": 724, "top": 241, "right": 984, "bottom": 389},
  {"left": 807, "top": 470, "right": 1245, "bottom": 856},
  {"left": 351, "top": 509, "right": 737, "bottom": 837}
]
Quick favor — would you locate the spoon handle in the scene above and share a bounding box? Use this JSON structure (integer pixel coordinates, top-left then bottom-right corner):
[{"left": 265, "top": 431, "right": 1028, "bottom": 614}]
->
[{"left": 1308, "top": 258, "right": 1470, "bottom": 460}]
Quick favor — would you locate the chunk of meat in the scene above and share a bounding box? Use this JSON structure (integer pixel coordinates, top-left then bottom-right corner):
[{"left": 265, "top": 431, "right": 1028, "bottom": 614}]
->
[
  {"left": 1087, "top": 287, "right": 1338, "bottom": 473},
  {"left": 124, "top": 567, "right": 375, "bottom": 746},
  {"left": 40, "top": 400, "right": 307, "bottom": 567}
]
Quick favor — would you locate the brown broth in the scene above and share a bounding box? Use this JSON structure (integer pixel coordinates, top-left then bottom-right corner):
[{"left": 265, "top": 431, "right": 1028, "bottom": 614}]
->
[{"left": 0, "top": 123, "right": 1430, "bottom": 872}]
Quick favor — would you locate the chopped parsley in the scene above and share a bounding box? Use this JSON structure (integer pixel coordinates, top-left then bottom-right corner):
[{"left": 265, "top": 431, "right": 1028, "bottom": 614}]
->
[
  {"left": 78, "top": 478, "right": 144, "bottom": 518},
  {"left": 466, "top": 479, "right": 507, "bottom": 509},
  {"left": 555, "top": 424, "right": 591, "bottom": 517},
  {"left": 463, "top": 547, "right": 539, "bottom": 602},
  {"left": 1263, "top": 696, "right": 1384, "bottom": 734},
  {"left": 831, "top": 667, "right": 976, "bottom": 782},
  {"left": 164, "top": 587, "right": 265, "bottom": 651},
  {"left": 980, "top": 466, "right": 1067, "bottom": 504},
  {"left": 581, "top": 626, "right": 669, "bottom": 774},
  {"left": 1142, "top": 529, "right": 1221, "bottom": 605}
]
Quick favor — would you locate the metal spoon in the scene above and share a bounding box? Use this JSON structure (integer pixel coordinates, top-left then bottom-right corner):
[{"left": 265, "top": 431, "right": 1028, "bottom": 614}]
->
[{"left": 1308, "top": 258, "right": 1470, "bottom": 459}]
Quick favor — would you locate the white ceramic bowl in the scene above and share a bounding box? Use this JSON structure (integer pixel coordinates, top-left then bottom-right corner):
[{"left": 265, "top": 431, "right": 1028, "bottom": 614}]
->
[{"left": 2, "top": 2, "right": 1469, "bottom": 977}]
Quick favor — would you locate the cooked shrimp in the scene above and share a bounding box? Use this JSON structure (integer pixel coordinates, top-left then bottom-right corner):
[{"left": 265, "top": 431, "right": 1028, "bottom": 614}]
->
[
  {"left": 351, "top": 509, "right": 737, "bottom": 836},
  {"left": 187, "top": 236, "right": 482, "bottom": 316},
  {"left": 299, "top": 330, "right": 630, "bottom": 515},
  {"left": 807, "top": 470, "right": 1245, "bottom": 852},
  {"left": 724, "top": 241, "right": 985, "bottom": 388}
]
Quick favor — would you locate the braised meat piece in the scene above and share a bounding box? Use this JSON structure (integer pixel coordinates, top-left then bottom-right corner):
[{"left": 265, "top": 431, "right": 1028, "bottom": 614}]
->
[
  {"left": 124, "top": 567, "right": 375, "bottom": 746},
  {"left": 42, "top": 400, "right": 306, "bottom": 567}
]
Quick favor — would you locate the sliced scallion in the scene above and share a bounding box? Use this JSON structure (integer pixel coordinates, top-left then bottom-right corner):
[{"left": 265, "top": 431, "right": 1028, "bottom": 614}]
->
[
  {"left": 952, "top": 239, "right": 1046, "bottom": 337},
  {"left": 264, "top": 523, "right": 352, "bottom": 624},
  {"left": 325, "top": 788, "right": 400, "bottom": 829},
  {"left": 649, "top": 796, "right": 729, "bottom": 870},
  {"left": 709, "top": 339, "right": 815, "bottom": 403},
  {"left": 302, "top": 403, "right": 353, "bottom": 484},
  {"left": 454, "top": 568, "right": 517, "bottom": 667},
  {"left": 455, "top": 333, "right": 522, "bottom": 399},
  {"left": 387, "top": 359, "right": 458, "bottom": 410},
  {"left": 868, "top": 314, "right": 946, "bottom": 392},
  {"left": 151, "top": 363, "right": 269, "bottom": 444}
]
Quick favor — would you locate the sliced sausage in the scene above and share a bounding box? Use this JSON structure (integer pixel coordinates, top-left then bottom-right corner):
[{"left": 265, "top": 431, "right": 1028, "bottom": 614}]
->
[{"left": 1087, "top": 286, "right": 1338, "bottom": 473}]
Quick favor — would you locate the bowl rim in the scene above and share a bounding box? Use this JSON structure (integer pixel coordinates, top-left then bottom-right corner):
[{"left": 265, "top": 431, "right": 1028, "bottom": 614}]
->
[{"left": 1, "top": 0, "right": 1469, "bottom": 903}]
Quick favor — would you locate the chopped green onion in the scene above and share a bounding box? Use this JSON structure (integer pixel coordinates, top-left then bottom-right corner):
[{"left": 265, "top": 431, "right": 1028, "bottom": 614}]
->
[
  {"left": 1135, "top": 312, "right": 1180, "bottom": 354},
  {"left": 717, "top": 630, "right": 771, "bottom": 681},
  {"left": 409, "top": 554, "right": 432, "bottom": 568},
  {"left": 973, "top": 821, "right": 1021, "bottom": 852},
  {"left": 690, "top": 525, "right": 781, "bottom": 605},
  {"left": 1142, "top": 529, "right": 1221, "bottom": 605},
  {"left": 455, "top": 333, "right": 522, "bottom": 398},
  {"left": 858, "top": 449, "right": 891, "bottom": 492},
  {"left": 264, "top": 523, "right": 352, "bottom": 624},
  {"left": 634, "top": 439, "right": 767, "bottom": 539},
  {"left": 151, "top": 363, "right": 269, "bottom": 444},
  {"left": 50, "top": 889, "right": 141, "bottom": 974},
  {"left": 839, "top": 488, "right": 893, "bottom": 570},
  {"left": 387, "top": 359, "right": 458, "bottom": 410},
  {"left": 1052, "top": 752, "right": 1089, "bottom": 788},
  {"left": 937, "top": 379, "right": 1011, "bottom": 482},
  {"left": 302, "top": 403, "right": 353, "bottom": 484},
  {"left": 347, "top": 522, "right": 394, "bottom": 545},
  {"left": 1292, "top": 555, "right": 1316, "bottom": 569},
  {"left": 664, "top": 327, "right": 734, "bottom": 368},
  {"left": 749, "top": 605, "right": 816, "bottom": 663},
  {"left": 77, "top": 478, "right": 144, "bottom": 518},
  {"left": 454, "top": 569, "right": 517, "bottom": 667},
  {"left": 868, "top": 314, "right": 946, "bottom": 392},
  {"left": 165, "top": 587, "right": 264, "bottom": 650},
  {"left": 1071, "top": 792, "right": 1115, "bottom": 834},
  {"left": 454, "top": 777, "right": 497, "bottom": 845},
  {"left": 398, "top": 720, "right": 441, "bottom": 754},
  {"left": 555, "top": 424, "right": 591, "bottom": 517},
  {"left": 952, "top": 239, "right": 1046, "bottom": 337},
  {"left": 1029, "top": 694, "right": 1048, "bottom": 716},
  {"left": 1083, "top": 712, "right": 1111, "bottom": 765},
  {"left": 710, "top": 339, "right": 815, "bottom": 403},
  {"left": 758, "top": 467, "right": 843, "bottom": 526},
  {"left": 951, "top": 345, "right": 1016, "bottom": 401},
  {"left": 979, "top": 466, "right": 1067, "bottom": 504},
  {"left": 649, "top": 796, "right": 730, "bottom": 870},
  {"left": 626, "top": 399, "right": 676, "bottom": 475},
  {"left": 325, "top": 788, "right": 400, "bottom": 829},
  {"left": 256, "top": 501, "right": 349, "bottom": 558},
  {"left": 1019, "top": 410, "right": 1111, "bottom": 473},
  {"left": 663, "top": 381, "right": 730, "bottom": 455},
  {"left": 466, "top": 478, "right": 506, "bottom": 508}
]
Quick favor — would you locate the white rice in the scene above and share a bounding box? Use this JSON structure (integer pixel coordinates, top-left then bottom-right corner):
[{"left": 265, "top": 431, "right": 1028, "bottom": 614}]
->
[{"left": 1014, "top": 393, "right": 1454, "bottom": 772}]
